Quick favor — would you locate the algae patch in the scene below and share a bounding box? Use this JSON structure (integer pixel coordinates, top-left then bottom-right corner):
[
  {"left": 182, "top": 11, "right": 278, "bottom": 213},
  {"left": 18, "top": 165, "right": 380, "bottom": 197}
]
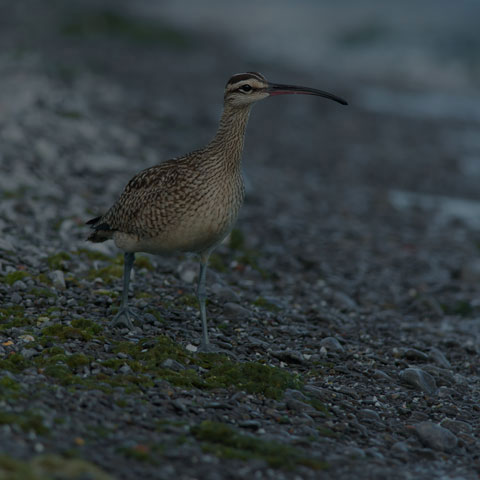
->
[
  {"left": 192, "top": 421, "right": 327, "bottom": 470},
  {"left": 0, "top": 454, "right": 113, "bottom": 480}
]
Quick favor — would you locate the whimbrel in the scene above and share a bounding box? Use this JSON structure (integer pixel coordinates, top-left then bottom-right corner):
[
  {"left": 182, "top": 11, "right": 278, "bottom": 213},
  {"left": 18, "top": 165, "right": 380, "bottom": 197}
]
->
[{"left": 87, "top": 72, "right": 347, "bottom": 351}]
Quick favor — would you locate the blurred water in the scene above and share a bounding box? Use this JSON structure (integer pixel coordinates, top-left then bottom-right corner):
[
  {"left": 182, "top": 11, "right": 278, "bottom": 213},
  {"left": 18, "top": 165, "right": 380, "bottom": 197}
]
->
[{"left": 141, "top": 0, "right": 480, "bottom": 95}]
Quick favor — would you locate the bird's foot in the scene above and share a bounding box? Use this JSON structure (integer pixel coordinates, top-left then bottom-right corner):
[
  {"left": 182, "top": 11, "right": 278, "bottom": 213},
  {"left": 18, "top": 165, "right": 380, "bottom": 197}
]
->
[{"left": 111, "top": 307, "right": 139, "bottom": 329}]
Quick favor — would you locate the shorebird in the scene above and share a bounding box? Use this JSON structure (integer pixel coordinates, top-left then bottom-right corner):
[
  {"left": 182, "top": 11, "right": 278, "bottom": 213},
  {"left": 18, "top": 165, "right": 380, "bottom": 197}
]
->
[{"left": 87, "top": 71, "right": 347, "bottom": 351}]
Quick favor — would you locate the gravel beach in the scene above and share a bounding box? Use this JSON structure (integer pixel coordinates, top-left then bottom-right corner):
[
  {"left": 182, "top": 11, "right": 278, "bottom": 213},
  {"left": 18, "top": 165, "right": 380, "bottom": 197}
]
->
[{"left": 1, "top": 1, "right": 480, "bottom": 479}]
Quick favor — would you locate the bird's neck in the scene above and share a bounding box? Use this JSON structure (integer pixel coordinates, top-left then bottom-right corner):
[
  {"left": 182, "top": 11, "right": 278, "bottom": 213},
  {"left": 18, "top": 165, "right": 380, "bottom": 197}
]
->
[{"left": 206, "top": 103, "right": 252, "bottom": 168}]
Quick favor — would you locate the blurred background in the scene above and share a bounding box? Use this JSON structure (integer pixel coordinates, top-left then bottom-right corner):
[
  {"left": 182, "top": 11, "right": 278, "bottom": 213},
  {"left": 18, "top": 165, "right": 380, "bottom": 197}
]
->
[{"left": 1, "top": 0, "right": 480, "bottom": 243}]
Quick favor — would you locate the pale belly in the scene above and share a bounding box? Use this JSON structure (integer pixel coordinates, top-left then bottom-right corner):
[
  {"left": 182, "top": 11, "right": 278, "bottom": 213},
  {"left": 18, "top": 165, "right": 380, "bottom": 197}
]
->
[{"left": 113, "top": 205, "right": 239, "bottom": 255}]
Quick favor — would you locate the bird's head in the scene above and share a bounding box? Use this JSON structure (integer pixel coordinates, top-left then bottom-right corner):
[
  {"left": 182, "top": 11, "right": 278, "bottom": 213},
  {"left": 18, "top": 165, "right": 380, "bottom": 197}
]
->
[{"left": 224, "top": 71, "right": 348, "bottom": 107}]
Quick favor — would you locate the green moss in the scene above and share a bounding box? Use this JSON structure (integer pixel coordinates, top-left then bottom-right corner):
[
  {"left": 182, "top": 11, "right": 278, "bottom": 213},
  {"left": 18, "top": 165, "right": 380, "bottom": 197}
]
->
[
  {"left": 94, "top": 289, "right": 119, "bottom": 297},
  {"left": 236, "top": 251, "right": 270, "bottom": 279},
  {"left": 229, "top": 228, "right": 245, "bottom": 250},
  {"left": 209, "top": 253, "right": 227, "bottom": 273},
  {"left": 0, "top": 377, "right": 20, "bottom": 392},
  {"left": 192, "top": 421, "right": 327, "bottom": 470},
  {"left": 441, "top": 300, "right": 473, "bottom": 317},
  {"left": 0, "top": 306, "right": 30, "bottom": 330},
  {"left": 65, "top": 353, "right": 91, "bottom": 369},
  {"left": 41, "top": 325, "right": 87, "bottom": 342},
  {"left": 61, "top": 10, "right": 191, "bottom": 48},
  {"left": 40, "top": 320, "right": 101, "bottom": 342},
  {"left": 0, "top": 410, "right": 49, "bottom": 435},
  {"left": 2, "top": 270, "right": 29, "bottom": 285},
  {"left": 135, "top": 255, "right": 154, "bottom": 271},
  {"left": 35, "top": 273, "right": 53, "bottom": 286},
  {"left": 46, "top": 252, "right": 71, "bottom": 271},
  {"left": 87, "top": 264, "right": 123, "bottom": 283},
  {"left": 203, "top": 358, "right": 302, "bottom": 399},
  {"left": 0, "top": 454, "right": 114, "bottom": 480},
  {"left": 0, "top": 353, "right": 32, "bottom": 373},
  {"left": 110, "top": 337, "right": 301, "bottom": 398},
  {"left": 74, "top": 248, "right": 111, "bottom": 262},
  {"left": 177, "top": 294, "right": 198, "bottom": 307},
  {"left": 136, "top": 291, "right": 153, "bottom": 299},
  {"left": 0, "top": 377, "right": 22, "bottom": 401},
  {"left": 253, "top": 296, "right": 280, "bottom": 312},
  {"left": 30, "top": 287, "right": 57, "bottom": 298},
  {"left": 71, "top": 318, "right": 103, "bottom": 336},
  {"left": 118, "top": 446, "right": 152, "bottom": 462}
]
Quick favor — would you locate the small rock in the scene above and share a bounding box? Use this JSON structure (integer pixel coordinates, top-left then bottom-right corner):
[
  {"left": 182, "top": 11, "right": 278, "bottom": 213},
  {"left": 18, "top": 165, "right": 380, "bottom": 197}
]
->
[
  {"left": 177, "top": 261, "right": 197, "bottom": 283},
  {"left": 440, "top": 418, "right": 473, "bottom": 435},
  {"left": 10, "top": 292, "right": 22, "bottom": 304},
  {"left": 12, "top": 280, "right": 27, "bottom": 290},
  {"left": 239, "top": 420, "right": 261, "bottom": 430},
  {"left": 223, "top": 302, "right": 250, "bottom": 320},
  {"left": 358, "top": 409, "right": 381, "bottom": 423},
  {"left": 402, "top": 348, "right": 429, "bottom": 362},
  {"left": 270, "top": 350, "right": 305, "bottom": 364},
  {"left": 372, "top": 370, "right": 393, "bottom": 382},
  {"left": 412, "top": 421, "right": 458, "bottom": 452},
  {"left": 319, "top": 337, "right": 344, "bottom": 353},
  {"left": 21, "top": 348, "right": 39, "bottom": 359},
  {"left": 399, "top": 367, "right": 437, "bottom": 395},
  {"left": 391, "top": 440, "right": 409, "bottom": 460},
  {"left": 161, "top": 358, "right": 185, "bottom": 371},
  {"left": 119, "top": 364, "right": 132, "bottom": 374},
  {"left": 428, "top": 347, "right": 451, "bottom": 368},
  {"left": 422, "top": 365, "right": 455, "bottom": 387},
  {"left": 49, "top": 270, "right": 66, "bottom": 290},
  {"left": 211, "top": 283, "right": 240, "bottom": 303}
]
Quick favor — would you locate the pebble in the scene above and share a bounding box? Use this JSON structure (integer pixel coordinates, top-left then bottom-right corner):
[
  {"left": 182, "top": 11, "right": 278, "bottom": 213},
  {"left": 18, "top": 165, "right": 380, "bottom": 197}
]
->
[
  {"left": 12, "top": 280, "right": 27, "bottom": 290},
  {"left": 177, "top": 261, "right": 197, "bottom": 283},
  {"left": 399, "top": 367, "right": 437, "bottom": 395},
  {"left": 161, "top": 358, "right": 185, "bottom": 371},
  {"left": 440, "top": 418, "right": 473, "bottom": 435},
  {"left": 402, "top": 348, "right": 428, "bottom": 362},
  {"left": 49, "top": 270, "right": 66, "bottom": 290},
  {"left": 210, "top": 283, "right": 240, "bottom": 303},
  {"left": 412, "top": 421, "right": 458, "bottom": 452},
  {"left": 222, "top": 302, "right": 250, "bottom": 320},
  {"left": 10, "top": 292, "right": 22, "bottom": 304},
  {"left": 319, "top": 336, "right": 344, "bottom": 353},
  {"left": 428, "top": 347, "right": 451, "bottom": 368},
  {"left": 119, "top": 364, "right": 133, "bottom": 374},
  {"left": 358, "top": 409, "right": 381, "bottom": 423},
  {"left": 270, "top": 350, "right": 305, "bottom": 364}
]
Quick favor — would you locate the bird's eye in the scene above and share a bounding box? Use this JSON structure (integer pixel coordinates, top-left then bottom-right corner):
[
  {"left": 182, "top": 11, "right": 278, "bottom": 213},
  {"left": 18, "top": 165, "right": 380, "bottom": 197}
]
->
[{"left": 240, "top": 84, "right": 252, "bottom": 93}]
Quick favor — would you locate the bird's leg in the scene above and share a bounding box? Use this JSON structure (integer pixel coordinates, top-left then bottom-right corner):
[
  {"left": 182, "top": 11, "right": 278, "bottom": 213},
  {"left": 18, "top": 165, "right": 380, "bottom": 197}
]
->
[
  {"left": 112, "top": 252, "right": 138, "bottom": 329},
  {"left": 197, "top": 252, "right": 213, "bottom": 352}
]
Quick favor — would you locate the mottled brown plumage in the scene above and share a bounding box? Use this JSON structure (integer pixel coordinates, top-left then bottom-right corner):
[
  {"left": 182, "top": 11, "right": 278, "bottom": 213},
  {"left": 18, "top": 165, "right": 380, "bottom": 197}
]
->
[{"left": 87, "top": 72, "right": 347, "bottom": 350}]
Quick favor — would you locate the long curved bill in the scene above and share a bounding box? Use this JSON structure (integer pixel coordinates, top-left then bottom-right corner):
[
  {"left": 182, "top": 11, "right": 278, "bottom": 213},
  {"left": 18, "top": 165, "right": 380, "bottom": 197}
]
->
[{"left": 267, "top": 82, "right": 348, "bottom": 105}]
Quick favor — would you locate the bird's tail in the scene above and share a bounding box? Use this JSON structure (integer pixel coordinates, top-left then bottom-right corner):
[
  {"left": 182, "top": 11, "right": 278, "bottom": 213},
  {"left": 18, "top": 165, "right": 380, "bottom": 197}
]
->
[{"left": 86, "top": 216, "right": 114, "bottom": 243}]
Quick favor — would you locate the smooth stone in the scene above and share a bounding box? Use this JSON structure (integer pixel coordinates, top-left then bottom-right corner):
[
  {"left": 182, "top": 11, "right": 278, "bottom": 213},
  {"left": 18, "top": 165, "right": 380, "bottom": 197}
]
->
[
  {"left": 399, "top": 367, "right": 437, "bottom": 395},
  {"left": 319, "top": 336, "right": 344, "bottom": 353},
  {"left": 402, "top": 348, "right": 429, "bottom": 362},
  {"left": 412, "top": 421, "right": 458, "bottom": 452},
  {"left": 10, "top": 292, "right": 22, "bottom": 304},
  {"left": 222, "top": 302, "right": 250, "bottom": 320},
  {"left": 161, "top": 358, "right": 185, "bottom": 371},
  {"left": 49, "top": 270, "right": 66, "bottom": 290},
  {"left": 358, "top": 409, "right": 381, "bottom": 423},
  {"left": 12, "top": 280, "right": 27, "bottom": 290},
  {"left": 177, "top": 261, "right": 197, "bottom": 283},
  {"left": 210, "top": 283, "right": 240, "bottom": 303},
  {"left": 428, "top": 347, "right": 451, "bottom": 368},
  {"left": 440, "top": 418, "right": 473, "bottom": 435}
]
